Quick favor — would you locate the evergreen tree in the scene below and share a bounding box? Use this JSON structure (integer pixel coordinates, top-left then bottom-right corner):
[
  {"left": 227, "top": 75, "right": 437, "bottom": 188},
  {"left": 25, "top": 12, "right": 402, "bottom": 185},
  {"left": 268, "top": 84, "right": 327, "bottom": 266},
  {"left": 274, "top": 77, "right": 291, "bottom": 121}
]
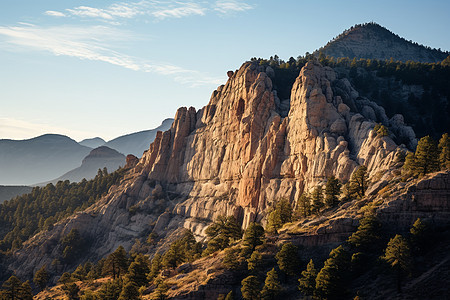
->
[
  {"left": 103, "top": 246, "right": 129, "bottom": 279},
  {"left": 298, "top": 259, "right": 318, "bottom": 297},
  {"left": 315, "top": 245, "right": 351, "bottom": 299},
  {"left": 61, "top": 228, "right": 86, "bottom": 262},
  {"left": 347, "top": 213, "right": 382, "bottom": 252},
  {"left": 95, "top": 279, "right": 122, "bottom": 300},
  {"left": 324, "top": 176, "right": 341, "bottom": 207},
  {"left": 33, "top": 264, "right": 49, "bottom": 291},
  {"left": 296, "top": 193, "right": 311, "bottom": 218},
  {"left": 310, "top": 185, "right": 324, "bottom": 214},
  {"left": 247, "top": 251, "right": 263, "bottom": 274},
  {"left": 266, "top": 198, "right": 293, "bottom": 234},
  {"left": 62, "top": 282, "right": 80, "bottom": 300},
  {"left": 438, "top": 133, "right": 450, "bottom": 170},
  {"left": 150, "top": 276, "right": 168, "bottom": 300},
  {"left": 275, "top": 242, "right": 300, "bottom": 277},
  {"left": 2, "top": 275, "right": 24, "bottom": 300},
  {"left": 147, "top": 253, "right": 163, "bottom": 282},
  {"left": 260, "top": 268, "right": 281, "bottom": 300},
  {"left": 223, "top": 248, "right": 240, "bottom": 270},
  {"left": 382, "top": 234, "right": 412, "bottom": 292},
  {"left": 126, "top": 253, "right": 150, "bottom": 287},
  {"left": 118, "top": 279, "right": 139, "bottom": 300},
  {"left": 409, "top": 218, "right": 429, "bottom": 254},
  {"left": 241, "top": 223, "right": 265, "bottom": 256},
  {"left": 349, "top": 166, "right": 369, "bottom": 198},
  {"left": 414, "top": 136, "right": 439, "bottom": 176},
  {"left": 19, "top": 281, "right": 33, "bottom": 300},
  {"left": 403, "top": 152, "right": 416, "bottom": 175},
  {"left": 204, "top": 215, "right": 242, "bottom": 254},
  {"left": 241, "top": 275, "right": 260, "bottom": 300}
]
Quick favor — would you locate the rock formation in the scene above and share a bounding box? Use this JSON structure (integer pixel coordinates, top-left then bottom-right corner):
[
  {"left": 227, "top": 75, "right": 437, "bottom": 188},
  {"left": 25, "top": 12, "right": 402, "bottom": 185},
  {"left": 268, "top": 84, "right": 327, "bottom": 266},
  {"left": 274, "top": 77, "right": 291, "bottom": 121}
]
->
[{"left": 9, "top": 60, "right": 420, "bottom": 280}]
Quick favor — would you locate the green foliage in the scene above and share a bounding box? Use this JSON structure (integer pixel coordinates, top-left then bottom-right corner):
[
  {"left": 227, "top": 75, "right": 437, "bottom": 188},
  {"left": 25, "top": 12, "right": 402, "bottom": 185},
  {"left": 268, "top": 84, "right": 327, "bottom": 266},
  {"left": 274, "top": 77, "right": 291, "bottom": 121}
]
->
[
  {"left": 296, "top": 193, "right": 311, "bottom": 218},
  {"left": 315, "top": 245, "right": 351, "bottom": 299},
  {"left": 266, "top": 198, "right": 293, "bottom": 234},
  {"left": 149, "top": 276, "right": 168, "bottom": 300},
  {"left": 95, "top": 279, "right": 122, "bottom": 300},
  {"left": 324, "top": 176, "right": 341, "bottom": 208},
  {"left": 1, "top": 275, "right": 33, "bottom": 300},
  {"left": 0, "top": 168, "right": 125, "bottom": 253},
  {"left": 61, "top": 228, "right": 87, "bottom": 263},
  {"left": 347, "top": 213, "right": 382, "bottom": 252},
  {"left": 204, "top": 216, "right": 242, "bottom": 255},
  {"left": 438, "top": 133, "right": 450, "bottom": 170},
  {"left": 241, "top": 275, "right": 260, "bottom": 300},
  {"left": 260, "top": 268, "right": 282, "bottom": 300},
  {"left": 147, "top": 253, "right": 162, "bottom": 282},
  {"left": 382, "top": 234, "right": 412, "bottom": 275},
  {"left": 162, "top": 230, "right": 202, "bottom": 269},
  {"left": 310, "top": 185, "right": 324, "bottom": 214},
  {"left": 103, "top": 246, "right": 129, "bottom": 280},
  {"left": 414, "top": 136, "right": 440, "bottom": 176},
  {"left": 126, "top": 253, "right": 150, "bottom": 287},
  {"left": 298, "top": 259, "right": 318, "bottom": 297},
  {"left": 409, "top": 218, "right": 429, "bottom": 254},
  {"left": 223, "top": 248, "right": 240, "bottom": 270},
  {"left": 33, "top": 264, "right": 49, "bottom": 291},
  {"left": 373, "top": 123, "right": 389, "bottom": 137},
  {"left": 349, "top": 166, "right": 369, "bottom": 198},
  {"left": 275, "top": 242, "right": 301, "bottom": 277},
  {"left": 62, "top": 282, "right": 80, "bottom": 300},
  {"left": 247, "top": 251, "right": 263, "bottom": 274},
  {"left": 241, "top": 223, "right": 265, "bottom": 256},
  {"left": 118, "top": 278, "right": 139, "bottom": 300}
]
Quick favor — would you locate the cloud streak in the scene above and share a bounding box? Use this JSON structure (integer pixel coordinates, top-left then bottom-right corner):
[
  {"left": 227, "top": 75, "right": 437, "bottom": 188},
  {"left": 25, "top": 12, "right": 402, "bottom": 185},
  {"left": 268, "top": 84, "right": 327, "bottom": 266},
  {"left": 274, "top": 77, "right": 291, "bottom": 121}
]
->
[
  {"left": 45, "top": 0, "right": 253, "bottom": 22},
  {"left": 0, "top": 24, "right": 223, "bottom": 86}
]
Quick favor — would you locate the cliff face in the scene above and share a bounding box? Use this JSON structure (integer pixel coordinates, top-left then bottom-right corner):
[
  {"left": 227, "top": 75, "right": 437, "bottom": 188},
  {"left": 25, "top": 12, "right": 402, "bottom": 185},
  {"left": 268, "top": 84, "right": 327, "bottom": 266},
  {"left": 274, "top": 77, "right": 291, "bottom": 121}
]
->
[{"left": 9, "top": 60, "right": 416, "bottom": 279}]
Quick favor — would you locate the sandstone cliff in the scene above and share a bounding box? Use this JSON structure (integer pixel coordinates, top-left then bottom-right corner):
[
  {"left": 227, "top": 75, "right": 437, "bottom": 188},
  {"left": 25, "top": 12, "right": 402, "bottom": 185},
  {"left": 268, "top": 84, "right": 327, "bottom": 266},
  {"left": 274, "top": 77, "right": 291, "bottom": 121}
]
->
[{"left": 9, "top": 60, "right": 417, "bottom": 280}]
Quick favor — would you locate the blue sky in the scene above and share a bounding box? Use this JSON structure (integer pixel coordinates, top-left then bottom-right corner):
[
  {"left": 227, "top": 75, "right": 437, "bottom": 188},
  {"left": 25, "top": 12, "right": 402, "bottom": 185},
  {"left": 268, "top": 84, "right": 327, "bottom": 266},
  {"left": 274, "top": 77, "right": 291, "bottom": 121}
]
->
[{"left": 1, "top": 0, "right": 449, "bottom": 141}]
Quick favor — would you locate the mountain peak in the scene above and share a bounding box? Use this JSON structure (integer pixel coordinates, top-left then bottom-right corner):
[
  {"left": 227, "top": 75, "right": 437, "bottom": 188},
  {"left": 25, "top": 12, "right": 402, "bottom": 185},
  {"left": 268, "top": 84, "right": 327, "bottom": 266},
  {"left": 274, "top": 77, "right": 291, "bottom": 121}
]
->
[{"left": 315, "top": 22, "right": 448, "bottom": 63}]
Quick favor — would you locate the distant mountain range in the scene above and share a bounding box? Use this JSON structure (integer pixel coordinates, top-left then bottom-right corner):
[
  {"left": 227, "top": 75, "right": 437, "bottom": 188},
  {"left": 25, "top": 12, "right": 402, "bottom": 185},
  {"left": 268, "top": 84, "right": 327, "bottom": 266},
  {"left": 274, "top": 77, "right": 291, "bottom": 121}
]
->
[
  {"left": 0, "top": 119, "right": 174, "bottom": 186},
  {"left": 315, "top": 22, "right": 448, "bottom": 63}
]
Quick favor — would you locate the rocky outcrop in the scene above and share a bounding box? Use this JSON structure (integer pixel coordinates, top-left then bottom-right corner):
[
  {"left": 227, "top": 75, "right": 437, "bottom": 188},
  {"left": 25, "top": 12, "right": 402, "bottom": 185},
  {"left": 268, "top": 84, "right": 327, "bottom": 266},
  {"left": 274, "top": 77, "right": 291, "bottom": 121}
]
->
[{"left": 9, "top": 60, "right": 415, "bottom": 280}]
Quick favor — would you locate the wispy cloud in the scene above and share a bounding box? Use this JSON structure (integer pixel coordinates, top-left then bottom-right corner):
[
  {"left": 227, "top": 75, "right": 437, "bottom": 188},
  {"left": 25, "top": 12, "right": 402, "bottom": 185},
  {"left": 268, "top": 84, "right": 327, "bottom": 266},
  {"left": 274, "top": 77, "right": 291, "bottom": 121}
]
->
[
  {"left": 0, "top": 117, "right": 94, "bottom": 141},
  {"left": 44, "top": 10, "right": 66, "bottom": 17},
  {"left": 214, "top": 0, "right": 254, "bottom": 14},
  {"left": 45, "top": 0, "right": 253, "bottom": 22},
  {"left": 0, "top": 24, "right": 222, "bottom": 86}
]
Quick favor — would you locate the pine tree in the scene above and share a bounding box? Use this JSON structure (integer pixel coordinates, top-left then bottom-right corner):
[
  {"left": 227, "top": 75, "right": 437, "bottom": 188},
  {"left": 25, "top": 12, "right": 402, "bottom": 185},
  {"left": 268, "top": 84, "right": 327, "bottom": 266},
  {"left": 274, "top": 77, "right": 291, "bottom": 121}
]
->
[
  {"left": 403, "top": 152, "right": 416, "bottom": 175},
  {"left": 241, "top": 275, "right": 260, "bottom": 300},
  {"left": 95, "top": 279, "right": 122, "bottom": 300},
  {"left": 150, "top": 276, "right": 168, "bottom": 300},
  {"left": 126, "top": 254, "right": 150, "bottom": 287},
  {"left": 275, "top": 242, "right": 300, "bottom": 276},
  {"left": 223, "top": 248, "right": 240, "bottom": 270},
  {"left": 241, "top": 222, "right": 265, "bottom": 256},
  {"left": 147, "top": 253, "right": 162, "bottom": 282},
  {"left": 103, "top": 246, "right": 129, "bottom": 279},
  {"left": 204, "top": 216, "right": 242, "bottom": 255},
  {"left": 296, "top": 193, "right": 311, "bottom": 218},
  {"left": 414, "top": 136, "right": 439, "bottom": 176},
  {"left": 33, "top": 264, "right": 49, "bottom": 291},
  {"left": 118, "top": 278, "right": 139, "bottom": 300},
  {"left": 324, "top": 176, "right": 341, "bottom": 207},
  {"left": 349, "top": 166, "right": 369, "bottom": 198},
  {"left": 347, "top": 213, "right": 382, "bottom": 252},
  {"left": 298, "top": 259, "right": 318, "bottom": 297},
  {"left": 409, "top": 218, "right": 429, "bottom": 254},
  {"left": 266, "top": 198, "right": 293, "bottom": 234},
  {"left": 438, "top": 133, "right": 450, "bottom": 170},
  {"left": 62, "top": 282, "right": 80, "bottom": 300},
  {"left": 247, "top": 251, "right": 263, "bottom": 274},
  {"left": 260, "top": 268, "right": 281, "bottom": 300},
  {"left": 2, "top": 275, "right": 24, "bottom": 300},
  {"left": 382, "top": 234, "right": 412, "bottom": 292},
  {"left": 310, "top": 185, "right": 324, "bottom": 214},
  {"left": 315, "top": 245, "right": 351, "bottom": 299},
  {"left": 19, "top": 281, "right": 33, "bottom": 300}
]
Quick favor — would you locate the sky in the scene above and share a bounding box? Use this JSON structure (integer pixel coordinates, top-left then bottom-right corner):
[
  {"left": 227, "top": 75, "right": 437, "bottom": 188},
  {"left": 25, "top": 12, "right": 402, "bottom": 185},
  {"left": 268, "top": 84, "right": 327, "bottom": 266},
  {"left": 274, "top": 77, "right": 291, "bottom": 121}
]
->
[{"left": 1, "top": 0, "right": 449, "bottom": 142}]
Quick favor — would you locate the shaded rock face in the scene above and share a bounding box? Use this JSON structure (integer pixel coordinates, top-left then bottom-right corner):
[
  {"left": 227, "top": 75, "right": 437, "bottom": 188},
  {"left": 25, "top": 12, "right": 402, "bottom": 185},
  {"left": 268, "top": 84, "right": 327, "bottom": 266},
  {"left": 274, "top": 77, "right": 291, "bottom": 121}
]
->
[{"left": 9, "top": 61, "right": 414, "bottom": 279}]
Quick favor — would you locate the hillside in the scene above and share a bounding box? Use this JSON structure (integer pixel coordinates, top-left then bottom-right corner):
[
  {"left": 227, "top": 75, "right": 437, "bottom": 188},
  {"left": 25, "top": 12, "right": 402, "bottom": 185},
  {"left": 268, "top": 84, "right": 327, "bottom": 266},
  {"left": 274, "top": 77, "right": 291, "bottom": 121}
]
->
[
  {"left": 0, "top": 134, "right": 92, "bottom": 185},
  {"left": 46, "top": 146, "right": 126, "bottom": 184},
  {"left": 79, "top": 137, "right": 106, "bottom": 149},
  {"left": 315, "top": 22, "right": 448, "bottom": 63},
  {"left": 104, "top": 118, "right": 174, "bottom": 157},
  {"left": 0, "top": 186, "right": 32, "bottom": 204}
]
